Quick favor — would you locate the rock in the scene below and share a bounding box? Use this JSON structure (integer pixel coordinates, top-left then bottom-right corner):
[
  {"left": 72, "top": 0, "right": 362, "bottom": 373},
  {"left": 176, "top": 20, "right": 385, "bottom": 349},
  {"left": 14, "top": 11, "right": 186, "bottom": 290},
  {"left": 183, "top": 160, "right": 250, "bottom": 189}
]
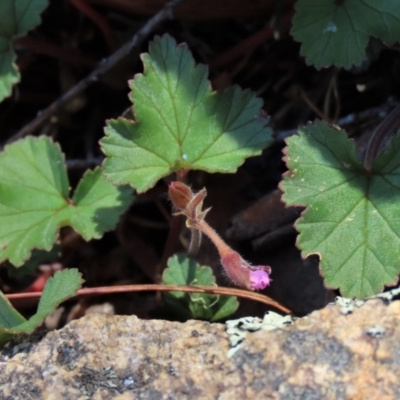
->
[
  {"left": 1, "top": 299, "right": 400, "bottom": 399},
  {"left": 0, "top": 316, "right": 230, "bottom": 399},
  {"left": 228, "top": 298, "right": 400, "bottom": 399}
]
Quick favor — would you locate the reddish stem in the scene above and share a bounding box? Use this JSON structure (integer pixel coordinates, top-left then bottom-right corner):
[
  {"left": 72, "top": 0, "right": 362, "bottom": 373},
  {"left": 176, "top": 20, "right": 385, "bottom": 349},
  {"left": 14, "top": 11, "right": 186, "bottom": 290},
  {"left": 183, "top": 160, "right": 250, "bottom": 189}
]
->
[
  {"left": 6, "top": 283, "right": 291, "bottom": 314},
  {"left": 15, "top": 37, "right": 98, "bottom": 68},
  {"left": 209, "top": 11, "right": 293, "bottom": 70},
  {"left": 70, "top": 0, "right": 115, "bottom": 51}
]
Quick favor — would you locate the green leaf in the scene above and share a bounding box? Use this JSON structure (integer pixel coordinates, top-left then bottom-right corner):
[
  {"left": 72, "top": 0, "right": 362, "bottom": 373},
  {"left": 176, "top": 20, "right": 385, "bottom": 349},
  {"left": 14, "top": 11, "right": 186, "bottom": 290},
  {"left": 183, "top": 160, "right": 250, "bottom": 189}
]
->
[
  {"left": 101, "top": 34, "right": 272, "bottom": 192},
  {"left": 0, "top": 290, "right": 26, "bottom": 329},
  {"left": 69, "top": 168, "right": 133, "bottom": 240},
  {"left": 281, "top": 121, "right": 400, "bottom": 298},
  {"left": 0, "top": 0, "right": 49, "bottom": 101},
  {"left": 162, "top": 253, "right": 239, "bottom": 321},
  {"left": 0, "top": 269, "right": 83, "bottom": 344},
  {"left": 291, "top": 0, "right": 400, "bottom": 69},
  {"left": 19, "top": 269, "right": 83, "bottom": 330},
  {"left": 0, "top": 136, "right": 133, "bottom": 266}
]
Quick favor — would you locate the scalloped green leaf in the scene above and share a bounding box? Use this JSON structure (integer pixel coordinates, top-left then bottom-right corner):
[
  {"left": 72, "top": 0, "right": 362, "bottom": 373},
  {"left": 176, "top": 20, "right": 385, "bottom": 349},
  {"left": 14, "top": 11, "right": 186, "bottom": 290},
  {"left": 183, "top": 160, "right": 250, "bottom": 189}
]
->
[
  {"left": 101, "top": 34, "right": 272, "bottom": 192},
  {"left": 291, "top": 0, "right": 400, "bottom": 69},
  {"left": 0, "top": 136, "right": 133, "bottom": 266},
  {"left": 0, "top": 0, "right": 49, "bottom": 102},
  {"left": 281, "top": 121, "right": 400, "bottom": 298},
  {"left": 162, "top": 253, "right": 239, "bottom": 321},
  {"left": 0, "top": 269, "right": 83, "bottom": 344}
]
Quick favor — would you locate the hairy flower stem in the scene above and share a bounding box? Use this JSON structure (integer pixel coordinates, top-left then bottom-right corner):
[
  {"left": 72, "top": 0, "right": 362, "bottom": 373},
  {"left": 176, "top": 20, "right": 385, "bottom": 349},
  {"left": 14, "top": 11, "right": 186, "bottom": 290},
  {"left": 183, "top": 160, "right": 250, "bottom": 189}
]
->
[{"left": 190, "top": 219, "right": 231, "bottom": 257}]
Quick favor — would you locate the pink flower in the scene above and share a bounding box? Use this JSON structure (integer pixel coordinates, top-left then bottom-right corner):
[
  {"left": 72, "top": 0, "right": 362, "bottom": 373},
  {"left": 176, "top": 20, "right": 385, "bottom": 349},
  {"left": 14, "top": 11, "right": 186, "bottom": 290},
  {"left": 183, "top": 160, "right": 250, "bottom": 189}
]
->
[{"left": 249, "top": 269, "right": 271, "bottom": 290}]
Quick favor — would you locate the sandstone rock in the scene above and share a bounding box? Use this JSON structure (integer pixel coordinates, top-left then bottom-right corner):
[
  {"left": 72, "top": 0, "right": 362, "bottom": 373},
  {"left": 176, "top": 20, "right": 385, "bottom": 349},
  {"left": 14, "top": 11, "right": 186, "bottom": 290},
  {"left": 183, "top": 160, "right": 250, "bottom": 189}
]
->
[
  {"left": 1, "top": 299, "right": 400, "bottom": 399},
  {"left": 0, "top": 316, "right": 230, "bottom": 399},
  {"left": 227, "top": 298, "right": 400, "bottom": 399}
]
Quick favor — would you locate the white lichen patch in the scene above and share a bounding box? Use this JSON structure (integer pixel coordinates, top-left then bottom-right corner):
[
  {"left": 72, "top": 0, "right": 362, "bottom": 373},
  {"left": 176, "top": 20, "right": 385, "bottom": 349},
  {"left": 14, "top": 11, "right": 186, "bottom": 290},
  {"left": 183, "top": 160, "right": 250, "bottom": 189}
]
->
[
  {"left": 374, "top": 287, "right": 400, "bottom": 302},
  {"left": 226, "top": 312, "right": 296, "bottom": 358},
  {"left": 334, "top": 297, "right": 365, "bottom": 315},
  {"left": 366, "top": 324, "right": 385, "bottom": 338},
  {"left": 334, "top": 286, "right": 400, "bottom": 315}
]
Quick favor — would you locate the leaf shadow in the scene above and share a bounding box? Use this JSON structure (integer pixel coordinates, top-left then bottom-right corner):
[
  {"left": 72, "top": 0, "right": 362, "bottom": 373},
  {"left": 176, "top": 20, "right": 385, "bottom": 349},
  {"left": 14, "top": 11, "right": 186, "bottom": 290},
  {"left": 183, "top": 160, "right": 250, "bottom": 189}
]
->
[{"left": 88, "top": 185, "right": 134, "bottom": 237}]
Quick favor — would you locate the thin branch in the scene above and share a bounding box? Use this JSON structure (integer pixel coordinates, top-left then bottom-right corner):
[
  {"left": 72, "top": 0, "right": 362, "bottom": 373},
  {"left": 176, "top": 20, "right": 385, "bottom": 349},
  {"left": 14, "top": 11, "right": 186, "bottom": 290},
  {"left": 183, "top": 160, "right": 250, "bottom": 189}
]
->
[
  {"left": 8, "top": 0, "right": 185, "bottom": 144},
  {"left": 6, "top": 283, "right": 292, "bottom": 314},
  {"left": 299, "top": 86, "right": 329, "bottom": 121},
  {"left": 275, "top": 100, "right": 399, "bottom": 142}
]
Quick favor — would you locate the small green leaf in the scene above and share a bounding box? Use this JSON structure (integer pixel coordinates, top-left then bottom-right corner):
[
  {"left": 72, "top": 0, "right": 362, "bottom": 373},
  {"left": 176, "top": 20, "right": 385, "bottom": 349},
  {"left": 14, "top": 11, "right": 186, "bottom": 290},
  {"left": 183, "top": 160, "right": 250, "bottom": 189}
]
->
[
  {"left": 19, "top": 269, "right": 83, "bottom": 330},
  {"left": 0, "top": 0, "right": 49, "bottom": 101},
  {"left": 0, "top": 269, "right": 83, "bottom": 344},
  {"left": 101, "top": 34, "right": 272, "bottom": 192},
  {"left": 0, "top": 136, "right": 133, "bottom": 266},
  {"left": 210, "top": 295, "right": 239, "bottom": 322},
  {"left": 0, "top": 291, "right": 26, "bottom": 329},
  {"left": 291, "top": 0, "right": 400, "bottom": 69},
  {"left": 281, "top": 121, "right": 400, "bottom": 298},
  {"left": 162, "top": 253, "right": 239, "bottom": 321}
]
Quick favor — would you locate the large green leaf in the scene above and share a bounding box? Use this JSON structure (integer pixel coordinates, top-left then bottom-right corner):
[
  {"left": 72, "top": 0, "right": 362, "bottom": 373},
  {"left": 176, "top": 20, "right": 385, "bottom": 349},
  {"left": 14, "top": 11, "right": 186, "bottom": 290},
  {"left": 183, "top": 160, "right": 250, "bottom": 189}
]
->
[
  {"left": 163, "top": 253, "right": 239, "bottom": 321},
  {"left": 101, "top": 34, "right": 273, "bottom": 192},
  {"left": 0, "top": 0, "right": 49, "bottom": 101},
  {"left": 0, "top": 269, "right": 83, "bottom": 344},
  {"left": 291, "top": 0, "right": 400, "bottom": 69},
  {"left": 0, "top": 136, "right": 133, "bottom": 266},
  {"left": 281, "top": 121, "right": 400, "bottom": 298}
]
